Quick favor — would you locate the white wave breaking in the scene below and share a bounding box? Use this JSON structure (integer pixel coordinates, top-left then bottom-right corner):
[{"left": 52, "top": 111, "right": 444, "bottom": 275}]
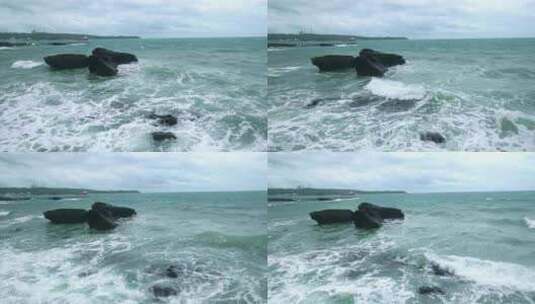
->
[
  {"left": 11, "top": 60, "right": 43, "bottom": 69},
  {"left": 426, "top": 253, "right": 535, "bottom": 292},
  {"left": 525, "top": 217, "right": 535, "bottom": 229},
  {"left": 365, "top": 78, "right": 426, "bottom": 100},
  {"left": 0, "top": 211, "right": 10, "bottom": 216}
]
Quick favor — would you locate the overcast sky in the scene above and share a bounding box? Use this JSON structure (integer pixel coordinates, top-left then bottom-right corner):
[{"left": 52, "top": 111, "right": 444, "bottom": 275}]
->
[
  {"left": 269, "top": 153, "right": 535, "bottom": 193},
  {"left": 0, "top": 153, "right": 266, "bottom": 192},
  {"left": 269, "top": 0, "right": 535, "bottom": 39},
  {"left": 0, "top": 0, "right": 266, "bottom": 37}
]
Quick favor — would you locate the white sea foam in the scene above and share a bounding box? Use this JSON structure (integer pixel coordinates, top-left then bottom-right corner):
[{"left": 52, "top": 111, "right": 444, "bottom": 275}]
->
[
  {"left": 425, "top": 253, "right": 535, "bottom": 292},
  {"left": 10, "top": 215, "right": 36, "bottom": 224},
  {"left": 268, "top": 66, "right": 301, "bottom": 77},
  {"left": 0, "top": 211, "right": 10, "bottom": 216},
  {"left": 0, "top": 47, "right": 13, "bottom": 50},
  {"left": 11, "top": 60, "right": 43, "bottom": 69},
  {"left": 365, "top": 78, "right": 426, "bottom": 100},
  {"left": 525, "top": 217, "right": 535, "bottom": 229}
]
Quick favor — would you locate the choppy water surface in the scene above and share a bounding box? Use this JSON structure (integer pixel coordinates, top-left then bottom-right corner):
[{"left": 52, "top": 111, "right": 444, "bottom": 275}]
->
[
  {"left": 268, "top": 38, "right": 535, "bottom": 151},
  {"left": 0, "top": 37, "right": 266, "bottom": 151},
  {"left": 268, "top": 191, "right": 535, "bottom": 303},
  {"left": 0, "top": 191, "right": 267, "bottom": 303}
]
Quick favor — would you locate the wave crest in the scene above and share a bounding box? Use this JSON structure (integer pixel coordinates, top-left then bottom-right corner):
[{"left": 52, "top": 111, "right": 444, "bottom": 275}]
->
[
  {"left": 365, "top": 78, "right": 426, "bottom": 100},
  {"left": 11, "top": 60, "right": 43, "bottom": 69}
]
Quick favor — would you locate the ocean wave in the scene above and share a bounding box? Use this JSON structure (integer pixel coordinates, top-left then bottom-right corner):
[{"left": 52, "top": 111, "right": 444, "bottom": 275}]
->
[
  {"left": 365, "top": 78, "right": 426, "bottom": 100},
  {"left": 10, "top": 215, "right": 37, "bottom": 224},
  {"left": 11, "top": 60, "right": 43, "bottom": 69},
  {"left": 425, "top": 252, "right": 535, "bottom": 292},
  {"left": 525, "top": 217, "right": 535, "bottom": 229},
  {"left": 0, "top": 47, "right": 13, "bottom": 50},
  {"left": 195, "top": 231, "right": 266, "bottom": 251},
  {"left": 268, "top": 66, "right": 302, "bottom": 77},
  {"left": 0, "top": 210, "right": 10, "bottom": 216}
]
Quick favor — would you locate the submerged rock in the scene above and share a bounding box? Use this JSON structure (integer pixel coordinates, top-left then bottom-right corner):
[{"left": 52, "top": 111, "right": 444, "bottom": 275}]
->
[
  {"left": 87, "top": 208, "right": 117, "bottom": 231},
  {"left": 43, "top": 54, "right": 89, "bottom": 70},
  {"left": 43, "top": 209, "right": 88, "bottom": 224},
  {"left": 309, "top": 209, "right": 354, "bottom": 225},
  {"left": 150, "top": 285, "right": 178, "bottom": 298},
  {"left": 431, "top": 263, "right": 454, "bottom": 276},
  {"left": 358, "top": 203, "right": 404, "bottom": 220},
  {"left": 420, "top": 132, "right": 446, "bottom": 144},
  {"left": 152, "top": 131, "right": 177, "bottom": 142},
  {"left": 418, "top": 286, "right": 445, "bottom": 295},
  {"left": 148, "top": 114, "right": 178, "bottom": 126},
  {"left": 92, "top": 47, "right": 137, "bottom": 65},
  {"left": 311, "top": 55, "right": 356, "bottom": 71},
  {"left": 88, "top": 55, "right": 118, "bottom": 76},
  {"left": 500, "top": 117, "right": 519, "bottom": 138},
  {"left": 353, "top": 210, "right": 382, "bottom": 229}
]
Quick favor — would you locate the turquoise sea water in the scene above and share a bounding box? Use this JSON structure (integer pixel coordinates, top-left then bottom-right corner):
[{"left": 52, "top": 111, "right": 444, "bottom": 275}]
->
[
  {"left": 0, "top": 37, "right": 266, "bottom": 151},
  {"left": 0, "top": 191, "right": 267, "bottom": 303},
  {"left": 268, "top": 191, "right": 535, "bottom": 303},
  {"left": 268, "top": 38, "right": 535, "bottom": 151}
]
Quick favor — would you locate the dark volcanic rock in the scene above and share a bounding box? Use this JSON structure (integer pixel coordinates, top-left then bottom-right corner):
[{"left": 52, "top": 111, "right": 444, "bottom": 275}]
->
[
  {"left": 152, "top": 131, "right": 177, "bottom": 142},
  {"left": 305, "top": 97, "right": 340, "bottom": 109},
  {"left": 358, "top": 203, "right": 404, "bottom": 220},
  {"left": 353, "top": 210, "right": 382, "bottom": 229},
  {"left": 92, "top": 202, "right": 136, "bottom": 219},
  {"left": 418, "top": 286, "right": 445, "bottom": 295},
  {"left": 431, "top": 263, "right": 454, "bottom": 276},
  {"left": 43, "top": 209, "right": 88, "bottom": 224},
  {"left": 311, "top": 55, "right": 356, "bottom": 71},
  {"left": 88, "top": 55, "right": 118, "bottom": 76},
  {"left": 355, "top": 55, "right": 387, "bottom": 77},
  {"left": 359, "top": 49, "right": 406, "bottom": 67},
  {"left": 166, "top": 265, "right": 182, "bottom": 278},
  {"left": 309, "top": 209, "right": 354, "bottom": 225},
  {"left": 44, "top": 54, "right": 89, "bottom": 70},
  {"left": 420, "top": 132, "right": 446, "bottom": 144},
  {"left": 148, "top": 114, "right": 178, "bottom": 126},
  {"left": 150, "top": 285, "right": 178, "bottom": 298},
  {"left": 92, "top": 47, "right": 137, "bottom": 64},
  {"left": 87, "top": 207, "right": 117, "bottom": 231}
]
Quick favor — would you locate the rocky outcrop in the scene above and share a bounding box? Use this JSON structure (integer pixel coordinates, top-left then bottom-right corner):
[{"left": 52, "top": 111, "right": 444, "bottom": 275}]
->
[
  {"left": 92, "top": 47, "right": 137, "bottom": 64},
  {"left": 88, "top": 55, "right": 118, "bottom": 76},
  {"left": 420, "top": 132, "right": 446, "bottom": 144},
  {"left": 353, "top": 210, "right": 382, "bottom": 229},
  {"left": 43, "top": 209, "right": 88, "bottom": 224},
  {"left": 43, "top": 201, "right": 136, "bottom": 231},
  {"left": 310, "top": 209, "right": 354, "bottom": 225},
  {"left": 43, "top": 54, "right": 89, "bottom": 69},
  {"left": 431, "top": 263, "right": 454, "bottom": 276},
  {"left": 311, "top": 55, "right": 356, "bottom": 71},
  {"left": 358, "top": 203, "right": 404, "bottom": 220},
  {"left": 359, "top": 49, "right": 406, "bottom": 67},
  {"left": 418, "top": 286, "right": 445, "bottom": 295},
  {"left": 354, "top": 55, "right": 387, "bottom": 77},
  {"left": 150, "top": 285, "right": 178, "bottom": 298},
  {"left": 148, "top": 114, "right": 178, "bottom": 126},
  {"left": 152, "top": 131, "right": 177, "bottom": 142}
]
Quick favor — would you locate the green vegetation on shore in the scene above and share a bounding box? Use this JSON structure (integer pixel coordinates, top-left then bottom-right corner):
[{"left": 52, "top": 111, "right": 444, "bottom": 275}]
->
[
  {"left": 0, "top": 187, "right": 139, "bottom": 196},
  {"left": 268, "top": 33, "right": 408, "bottom": 42},
  {"left": 0, "top": 31, "right": 140, "bottom": 41},
  {"left": 268, "top": 187, "right": 406, "bottom": 196}
]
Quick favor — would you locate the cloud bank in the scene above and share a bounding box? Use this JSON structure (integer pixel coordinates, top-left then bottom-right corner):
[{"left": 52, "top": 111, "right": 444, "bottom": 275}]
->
[
  {"left": 0, "top": 0, "right": 266, "bottom": 37},
  {"left": 0, "top": 153, "right": 266, "bottom": 192},
  {"left": 269, "top": 153, "right": 535, "bottom": 193},
  {"left": 269, "top": 0, "right": 535, "bottom": 39}
]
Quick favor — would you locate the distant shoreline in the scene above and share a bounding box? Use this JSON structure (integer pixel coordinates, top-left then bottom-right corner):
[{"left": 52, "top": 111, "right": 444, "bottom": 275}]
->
[{"left": 0, "top": 31, "right": 140, "bottom": 41}]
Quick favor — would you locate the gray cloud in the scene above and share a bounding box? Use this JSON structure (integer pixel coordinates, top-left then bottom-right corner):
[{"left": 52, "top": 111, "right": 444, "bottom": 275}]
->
[
  {"left": 268, "top": 153, "right": 535, "bottom": 193},
  {"left": 0, "top": 0, "right": 266, "bottom": 37},
  {"left": 0, "top": 153, "right": 266, "bottom": 192},
  {"left": 269, "top": 0, "right": 535, "bottom": 39}
]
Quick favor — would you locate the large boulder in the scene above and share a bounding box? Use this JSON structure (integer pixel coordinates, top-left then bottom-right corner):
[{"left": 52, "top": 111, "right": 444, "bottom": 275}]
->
[
  {"left": 92, "top": 202, "right": 136, "bottom": 218},
  {"left": 87, "top": 208, "right": 117, "bottom": 231},
  {"left": 309, "top": 209, "right": 354, "bottom": 225},
  {"left": 88, "top": 55, "right": 118, "bottom": 76},
  {"left": 43, "top": 209, "right": 88, "bottom": 224},
  {"left": 354, "top": 56, "right": 387, "bottom": 77},
  {"left": 358, "top": 203, "right": 404, "bottom": 220},
  {"left": 353, "top": 210, "right": 382, "bottom": 229},
  {"left": 44, "top": 54, "right": 89, "bottom": 70},
  {"left": 420, "top": 132, "right": 446, "bottom": 144},
  {"left": 311, "top": 55, "right": 356, "bottom": 71},
  {"left": 359, "top": 49, "right": 405, "bottom": 67},
  {"left": 92, "top": 48, "right": 137, "bottom": 64}
]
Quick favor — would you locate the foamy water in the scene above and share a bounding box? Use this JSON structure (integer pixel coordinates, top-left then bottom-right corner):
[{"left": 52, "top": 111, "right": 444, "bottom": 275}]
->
[
  {"left": 11, "top": 60, "right": 43, "bottom": 69},
  {"left": 268, "top": 38, "right": 535, "bottom": 151}
]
